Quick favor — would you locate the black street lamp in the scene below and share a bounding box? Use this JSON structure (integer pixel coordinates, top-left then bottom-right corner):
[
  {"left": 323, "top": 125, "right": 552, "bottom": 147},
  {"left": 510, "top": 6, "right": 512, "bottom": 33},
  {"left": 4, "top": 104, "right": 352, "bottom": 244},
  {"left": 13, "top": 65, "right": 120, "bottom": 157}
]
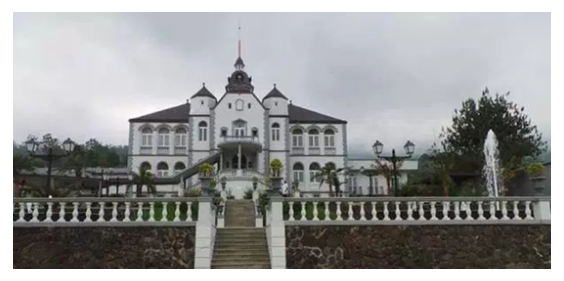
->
[
  {"left": 25, "top": 137, "right": 75, "bottom": 197},
  {"left": 372, "top": 140, "right": 415, "bottom": 197}
]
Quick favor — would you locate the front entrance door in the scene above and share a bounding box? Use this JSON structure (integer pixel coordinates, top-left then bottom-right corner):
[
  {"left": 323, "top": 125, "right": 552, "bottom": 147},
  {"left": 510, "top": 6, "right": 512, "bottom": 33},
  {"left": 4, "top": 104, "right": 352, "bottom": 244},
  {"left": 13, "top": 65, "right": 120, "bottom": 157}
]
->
[{"left": 231, "top": 155, "right": 247, "bottom": 169}]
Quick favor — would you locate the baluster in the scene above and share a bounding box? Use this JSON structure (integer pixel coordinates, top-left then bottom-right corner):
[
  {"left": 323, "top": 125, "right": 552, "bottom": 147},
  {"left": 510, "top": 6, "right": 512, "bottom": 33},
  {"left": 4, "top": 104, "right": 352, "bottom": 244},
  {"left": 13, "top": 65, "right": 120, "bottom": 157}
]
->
[
  {"left": 395, "top": 202, "right": 401, "bottom": 221},
  {"left": 464, "top": 201, "right": 471, "bottom": 220},
  {"left": 84, "top": 202, "right": 92, "bottom": 222},
  {"left": 174, "top": 202, "right": 181, "bottom": 222},
  {"left": 45, "top": 202, "right": 53, "bottom": 222},
  {"left": 148, "top": 202, "right": 156, "bottom": 222},
  {"left": 407, "top": 201, "right": 414, "bottom": 220},
  {"left": 359, "top": 202, "right": 366, "bottom": 221},
  {"left": 123, "top": 202, "right": 131, "bottom": 222},
  {"left": 162, "top": 202, "right": 168, "bottom": 222},
  {"left": 524, "top": 201, "right": 532, "bottom": 220},
  {"left": 18, "top": 201, "right": 26, "bottom": 222},
  {"left": 136, "top": 202, "right": 144, "bottom": 222},
  {"left": 70, "top": 202, "right": 79, "bottom": 222},
  {"left": 430, "top": 202, "right": 437, "bottom": 220},
  {"left": 477, "top": 201, "right": 484, "bottom": 220},
  {"left": 300, "top": 202, "right": 306, "bottom": 221},
  {"left": 383, "top": 202, "right": 390, "bottom": 221},
  {"left": 59, "top": 202, "right": 67, "bottom": 222},
  {"left": 98, "top": 202, "right": 105, "bottom": 222},
  {"left": 442, "top": 201, "right": 449, "bottom": 220},
  {"left": 513, "top": 201, "right": 521, "bottom": 220},
  {"left": 187, "top": 202, "right": 192, "bottom": 221},
  {"left": 488, "top": 201, "right": 495, "bottom": 220},
  {"left": 288, "top": 202, "right": 294, "bottom": 221},
  {"left": 323, "top": 201, "right": 329, "bottom": 221},
  {"left": 418, "top": 202, "right": 424, "bottom": 220},
  {"left": 371, "top": 202, "right": 377, "bottom": 221},
  {"left": 501, "top": 201, "right": 509, "bottom": 220},
  {"left": 347, "top": 202, "right": 352, "bottom": 221},
  {"left": 336, "top": 201, "right": 342, "bottom": 221},
  {"left": 312, "top": 202, "right": 319, "bottom": 221},
  {"left": 453, "top": 201, "right": 461, "bottom": 220},
  {"left": 109, "top": 202, "right": 118, "bottom": 222},
  {"left": 30, "top": 203, "right": 39, "bottom": 222}
]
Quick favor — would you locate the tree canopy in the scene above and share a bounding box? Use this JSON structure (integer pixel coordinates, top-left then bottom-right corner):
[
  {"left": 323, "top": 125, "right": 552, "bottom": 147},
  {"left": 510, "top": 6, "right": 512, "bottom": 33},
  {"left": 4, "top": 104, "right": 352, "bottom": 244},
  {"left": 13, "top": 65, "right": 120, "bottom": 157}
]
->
[{"left": 442, "top": 88, "right": 546, "bottom": 173}]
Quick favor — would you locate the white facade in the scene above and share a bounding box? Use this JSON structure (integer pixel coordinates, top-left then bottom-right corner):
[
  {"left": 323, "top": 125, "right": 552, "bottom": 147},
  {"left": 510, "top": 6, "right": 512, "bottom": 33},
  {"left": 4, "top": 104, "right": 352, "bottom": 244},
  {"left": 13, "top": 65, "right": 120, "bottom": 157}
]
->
[{"left": 127, "top": 57, "right": 417, "bottom": 198}]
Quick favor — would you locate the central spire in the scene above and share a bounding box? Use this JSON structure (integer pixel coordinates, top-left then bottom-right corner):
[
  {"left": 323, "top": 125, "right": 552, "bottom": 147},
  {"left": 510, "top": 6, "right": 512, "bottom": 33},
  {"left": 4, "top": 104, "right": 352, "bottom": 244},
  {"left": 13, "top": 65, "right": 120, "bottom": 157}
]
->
[{"left": 234, "top": 22, "right": 245, "bottom": 70}]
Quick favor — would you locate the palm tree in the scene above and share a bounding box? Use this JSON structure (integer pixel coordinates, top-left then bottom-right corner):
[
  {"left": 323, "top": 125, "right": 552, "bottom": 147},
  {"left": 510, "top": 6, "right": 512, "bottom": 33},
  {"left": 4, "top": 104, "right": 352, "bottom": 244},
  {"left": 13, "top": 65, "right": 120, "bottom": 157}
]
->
[
  {"left": 372, "top": 158, "right": 403, "bottom": 195},
  {"left": 132, "top": 165, "right": 156, "bottom": 197},
  {"left": 315, "top": 163, "right": 345, "bottom": 197}
]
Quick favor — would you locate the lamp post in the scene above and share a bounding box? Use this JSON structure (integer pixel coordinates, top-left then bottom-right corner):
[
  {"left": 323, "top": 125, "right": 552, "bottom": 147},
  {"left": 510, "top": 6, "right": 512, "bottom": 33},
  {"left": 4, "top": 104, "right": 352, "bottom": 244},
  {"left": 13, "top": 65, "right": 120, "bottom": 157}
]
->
[
  {"left": 372, "top": 140, "right": 415, "bottom": 197},
  {"left": 25, "top": 137, "right": 75, "bottom": 197}
]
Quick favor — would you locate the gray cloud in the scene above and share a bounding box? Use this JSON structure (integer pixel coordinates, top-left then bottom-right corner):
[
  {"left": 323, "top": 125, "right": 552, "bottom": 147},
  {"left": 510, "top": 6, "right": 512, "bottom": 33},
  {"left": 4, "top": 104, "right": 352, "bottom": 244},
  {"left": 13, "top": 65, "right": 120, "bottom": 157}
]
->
[{"left": 14, "top": 13, "right": 550, "bottom": 156}]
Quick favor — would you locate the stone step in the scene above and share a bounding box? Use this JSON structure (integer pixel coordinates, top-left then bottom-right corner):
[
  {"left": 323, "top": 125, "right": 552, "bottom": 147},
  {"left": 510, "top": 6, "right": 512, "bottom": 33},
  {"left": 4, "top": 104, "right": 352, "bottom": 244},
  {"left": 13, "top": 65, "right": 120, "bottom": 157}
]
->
[
  {"left": 214, "top": 245, "right": 268, "bottom": 252},
  {"left": 215, "top": 241, "right": 268, "bottom": 248},
  {"left": 216, "top": 232, "right": 265, "bottom": 238},
  {"left": 211, "top": 263, "right": 270, "bottom": 269},
  {"left": 213, "top": 248, "right": 269, "bottom": 255},
  {"left": 213, "top": 253, "right": 270, "bottom": 261}
]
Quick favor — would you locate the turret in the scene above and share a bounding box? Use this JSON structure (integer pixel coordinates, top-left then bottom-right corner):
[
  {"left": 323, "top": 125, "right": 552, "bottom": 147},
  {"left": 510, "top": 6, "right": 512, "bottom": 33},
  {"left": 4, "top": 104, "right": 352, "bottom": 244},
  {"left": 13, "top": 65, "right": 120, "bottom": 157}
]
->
[
  {"left": 189, "top": 83, "right": 217, "bottom": 115},
  {"left": 262, "top": 84, "right": 289, "bottom": 116}
]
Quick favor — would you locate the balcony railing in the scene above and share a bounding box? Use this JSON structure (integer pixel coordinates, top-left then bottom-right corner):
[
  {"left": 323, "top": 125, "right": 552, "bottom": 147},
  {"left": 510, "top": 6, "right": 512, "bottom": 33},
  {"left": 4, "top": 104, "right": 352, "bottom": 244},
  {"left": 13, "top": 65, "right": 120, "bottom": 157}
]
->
[
  {"left": 140, "top": 146, "right": 152, "bottom": 155},
  {"left": 218, "top": 135, "right": 261, "bottom": 145},
  {"left": 13, "top": 197, "right": 200, "bottom": 225},
  {"left": 174, "top": 146, "right": 187, "bottom": 155},
  {"left": 157, "top": 147, "right": 170, "bottom": 155},
  {"left": 292, "top": 147, "right": 305, "bottom": 155},
  {"left": 324, "top": 147, "right": 336, "bottom": 155},
  {"left": 308, "top": 147, "right": 321, "bottom": 155}
]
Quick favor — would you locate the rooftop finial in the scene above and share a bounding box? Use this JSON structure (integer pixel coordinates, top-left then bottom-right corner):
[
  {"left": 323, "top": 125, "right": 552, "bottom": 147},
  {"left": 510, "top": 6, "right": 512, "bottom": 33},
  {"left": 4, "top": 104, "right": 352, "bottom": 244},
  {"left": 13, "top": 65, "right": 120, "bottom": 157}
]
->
[
  {"left": 274, "top": 83, "right": 277, "bottom": 88},
  {"left": 203, "top": 82, "right": 206, "bottom": 87},
  {"left": 238, "top": 21, "right": 241, "bottom": 58}
]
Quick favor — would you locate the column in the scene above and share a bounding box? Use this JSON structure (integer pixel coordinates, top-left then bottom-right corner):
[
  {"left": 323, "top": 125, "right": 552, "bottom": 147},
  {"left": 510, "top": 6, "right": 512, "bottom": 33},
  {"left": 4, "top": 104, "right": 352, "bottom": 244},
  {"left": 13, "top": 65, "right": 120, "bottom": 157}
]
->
[
  {"left": 237, "top": 144, "right": 242, "bottom": 171},
  {"left": 220, "top": 153, "right": 224, "bottom": 171}
]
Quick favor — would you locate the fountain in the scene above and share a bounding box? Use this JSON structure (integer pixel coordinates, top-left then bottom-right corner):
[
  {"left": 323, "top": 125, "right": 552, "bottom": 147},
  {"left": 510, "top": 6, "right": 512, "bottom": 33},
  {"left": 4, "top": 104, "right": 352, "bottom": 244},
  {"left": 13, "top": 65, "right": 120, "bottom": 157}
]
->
[{"left": 483, "top": 129, "right": 502, "bottom": 197}]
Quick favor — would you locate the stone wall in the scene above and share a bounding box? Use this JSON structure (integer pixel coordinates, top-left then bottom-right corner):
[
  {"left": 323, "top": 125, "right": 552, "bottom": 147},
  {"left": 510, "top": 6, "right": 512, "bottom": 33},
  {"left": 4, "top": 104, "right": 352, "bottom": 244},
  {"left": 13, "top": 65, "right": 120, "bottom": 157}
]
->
[
  {"left": 13, "top": 227, "right": 195, "bottom": 269},
  {"left": 286, "top": 225, "right": 550, "bottom": 269}
]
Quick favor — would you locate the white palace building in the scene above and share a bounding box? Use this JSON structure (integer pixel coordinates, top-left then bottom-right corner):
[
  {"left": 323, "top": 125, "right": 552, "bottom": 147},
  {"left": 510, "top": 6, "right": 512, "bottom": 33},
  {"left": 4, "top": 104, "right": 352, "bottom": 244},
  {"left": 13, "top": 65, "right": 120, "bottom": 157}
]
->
[{"left": 126, "top": 54, "right": 418, "bottom": 198}]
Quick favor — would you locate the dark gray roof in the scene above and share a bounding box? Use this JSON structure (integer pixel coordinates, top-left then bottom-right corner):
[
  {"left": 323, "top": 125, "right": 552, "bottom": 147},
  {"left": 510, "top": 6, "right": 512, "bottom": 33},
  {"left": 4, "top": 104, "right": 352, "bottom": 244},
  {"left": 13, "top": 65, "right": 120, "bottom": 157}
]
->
[
  {"left": 234, "top": 57, "right": 245, "bottom": 68},
  {"left": 289, "top": 104, "right": 347, "bottom": 124},
  {"left": 191, "top": 84, "right": 216, "bottom": 99},
  {"left": 129, "top": 103, "right": 190, "bottom": 122},
  {"left": 128, "top": 101, "right": 346, "bottom": 124},
  {"left": 263, "top": 85, "right": 288, "bottom": 101}
]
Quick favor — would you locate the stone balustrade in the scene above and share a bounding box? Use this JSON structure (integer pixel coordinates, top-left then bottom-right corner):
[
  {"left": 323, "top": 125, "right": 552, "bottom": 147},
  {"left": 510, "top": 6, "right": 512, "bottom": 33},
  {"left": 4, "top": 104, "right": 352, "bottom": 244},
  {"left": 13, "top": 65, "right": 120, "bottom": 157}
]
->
[
  {"left": 278, "top": 196, "right": 551, "bottom": 225},
  {"left": 13, "top": 197, "right": 200, "bottom": 226}
]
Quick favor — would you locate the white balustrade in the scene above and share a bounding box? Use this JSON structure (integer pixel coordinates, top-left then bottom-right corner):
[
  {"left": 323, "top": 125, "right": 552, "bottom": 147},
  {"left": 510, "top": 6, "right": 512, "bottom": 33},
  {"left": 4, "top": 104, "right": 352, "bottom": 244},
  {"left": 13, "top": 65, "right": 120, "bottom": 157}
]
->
[
  {"left": 279, "top": 197, "right": 550, "bottom": 225},
  {"left": 13, "top": 198, "right": 199, "bottom": 226}
]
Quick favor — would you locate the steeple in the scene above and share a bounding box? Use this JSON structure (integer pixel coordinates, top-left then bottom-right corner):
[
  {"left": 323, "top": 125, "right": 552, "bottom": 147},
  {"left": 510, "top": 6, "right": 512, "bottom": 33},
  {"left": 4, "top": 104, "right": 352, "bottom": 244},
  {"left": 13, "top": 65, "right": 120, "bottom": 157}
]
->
[{"left": 234, "top": 22, "right": 245, "bottom": 70}]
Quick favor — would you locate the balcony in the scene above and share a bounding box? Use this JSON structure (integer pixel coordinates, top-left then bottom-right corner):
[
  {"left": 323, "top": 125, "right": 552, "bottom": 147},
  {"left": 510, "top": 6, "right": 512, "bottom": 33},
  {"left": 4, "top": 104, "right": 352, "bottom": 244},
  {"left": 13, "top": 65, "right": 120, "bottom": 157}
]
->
[
  {"left": 217, "top": 135, "right": 262, "bottom": 151},
  {"left": 291, "top": 147, "right": 305, "bottom": 155},
  {"left": 308, "top": 147, "right": 321, "bottom": 155},
  {"left": 174, "top": 146, "right": 187, "bottom": 155},
  {"left": 324, "top": 147, "right": 336, "bottom": 155},
  {"left": 140, "top": 146, "right": 152, "bottom": 155},
  {"left": 157, "top": 147, "right": 170, "bottom": 155}
]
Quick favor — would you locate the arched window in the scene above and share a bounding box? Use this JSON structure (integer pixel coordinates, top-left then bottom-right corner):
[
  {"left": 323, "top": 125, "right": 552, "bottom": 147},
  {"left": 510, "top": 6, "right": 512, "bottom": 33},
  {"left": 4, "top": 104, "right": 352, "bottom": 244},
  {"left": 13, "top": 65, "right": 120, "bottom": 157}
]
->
[
  {"left": 198, "top": 121, "right": 208, "bottom": 142},
  {"left": 140, "top": 162, "right": 152, "bottom": 172},
  {"left": 308, "top": 129, "right": 319, "bottom": 147},
  {"left": 235, "top": 99, "right": 244, "bottom": 111},
  {"left": 271, "top": 123, "right": 280, "bottom": 141},
  {"left": 324, "top": 129, "right": 335, "bottom": 147},
  {"left": 292, "top": 162, "right": 304, "bottom": 183},
  {"left": 141, "top": 127, "right": 153, "bottom": 147},
  {"left": 158, "top": 128, "right": 170, "bottom": 147},
  {"left": 309, "top": 162, "right": 321, "bottom": 183},
  {"left": 174, "top": 162, "right": 186, "bottom": 175},
  {"left": 292, "top": 129, "right": 303, "bottom": 147},
  {"left": 233, "top": 119, "right": 246, "bottom": 137},
  {"left": 157, "top": 162, "right": 169, "bottom": 177},
  {"left": 174, "top": 127, "right": 187, "bottom": 147}
]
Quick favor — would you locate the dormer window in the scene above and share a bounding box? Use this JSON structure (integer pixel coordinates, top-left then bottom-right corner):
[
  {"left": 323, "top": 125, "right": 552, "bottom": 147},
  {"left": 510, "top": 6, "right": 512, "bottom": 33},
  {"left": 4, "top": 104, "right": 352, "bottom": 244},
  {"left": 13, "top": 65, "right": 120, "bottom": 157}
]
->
[
  {"left": 201, "top": 100, "right": 204, "bottom": 105},
  {"left": 228, "top": 103, "right": 232, "bottom": 109},
  {"left": 248, "top": 103, "right": 251, "bottom": 109}
]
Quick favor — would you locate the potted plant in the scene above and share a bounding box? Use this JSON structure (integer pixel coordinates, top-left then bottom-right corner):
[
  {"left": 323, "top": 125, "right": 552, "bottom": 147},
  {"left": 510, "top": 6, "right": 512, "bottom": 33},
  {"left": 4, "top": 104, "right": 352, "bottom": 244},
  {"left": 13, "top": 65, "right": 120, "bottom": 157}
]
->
[
  {"left": 199, "top": 163, "right": 216, "bottom": 196},
  {"left": 270, "top": 159, "right": 283, "bottom": 178},
  {"left": 526, "top": 163, "right": 546, "bottom": 196},
  {"left": 220, "top": 176, "right": 227, "bottom": 191},
  {"left": 252, "top": 176, "right": 259, "bottom": 191},
  {"left": 199, "top": 163, "right": 215, "bottom": 178}
]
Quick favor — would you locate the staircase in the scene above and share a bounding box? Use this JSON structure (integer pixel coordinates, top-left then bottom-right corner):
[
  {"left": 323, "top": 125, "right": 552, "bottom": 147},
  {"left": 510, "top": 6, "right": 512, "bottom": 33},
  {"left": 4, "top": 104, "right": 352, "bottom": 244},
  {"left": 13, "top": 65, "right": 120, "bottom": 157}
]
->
[{"left": 212, "top": 200, "right": 271, "bottom": 269}]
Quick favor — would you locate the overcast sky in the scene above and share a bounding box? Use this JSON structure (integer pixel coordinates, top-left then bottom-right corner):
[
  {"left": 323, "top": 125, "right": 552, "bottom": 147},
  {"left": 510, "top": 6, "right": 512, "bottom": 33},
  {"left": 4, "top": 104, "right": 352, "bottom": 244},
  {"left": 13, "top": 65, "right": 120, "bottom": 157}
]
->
[{"left": 13, "top": 13, "right": 550, "bottom": 156}]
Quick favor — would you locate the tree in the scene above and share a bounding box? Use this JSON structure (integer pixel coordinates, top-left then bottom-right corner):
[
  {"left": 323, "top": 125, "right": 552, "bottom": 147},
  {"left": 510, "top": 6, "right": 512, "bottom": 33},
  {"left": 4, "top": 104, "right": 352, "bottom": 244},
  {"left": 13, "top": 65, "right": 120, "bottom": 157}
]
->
[
  {"left": 443, "top": 88, "right": 546, "bottom": 173},
  {"left": 315, "top": 163, "right": 345, "bottom": 197},
  {"left": 372, "top": 158, "right": 403, "bottom": 195},
  {"left": 133, "top": 165, "right": 155, "bottom": 197}
]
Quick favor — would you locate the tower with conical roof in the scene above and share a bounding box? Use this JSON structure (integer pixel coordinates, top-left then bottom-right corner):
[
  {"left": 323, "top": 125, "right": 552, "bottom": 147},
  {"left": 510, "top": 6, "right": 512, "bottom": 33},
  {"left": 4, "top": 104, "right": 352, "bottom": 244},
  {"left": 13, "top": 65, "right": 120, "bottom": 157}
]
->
[{"left": 189, "top": 83, "right": 217, "bottom": 115}]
